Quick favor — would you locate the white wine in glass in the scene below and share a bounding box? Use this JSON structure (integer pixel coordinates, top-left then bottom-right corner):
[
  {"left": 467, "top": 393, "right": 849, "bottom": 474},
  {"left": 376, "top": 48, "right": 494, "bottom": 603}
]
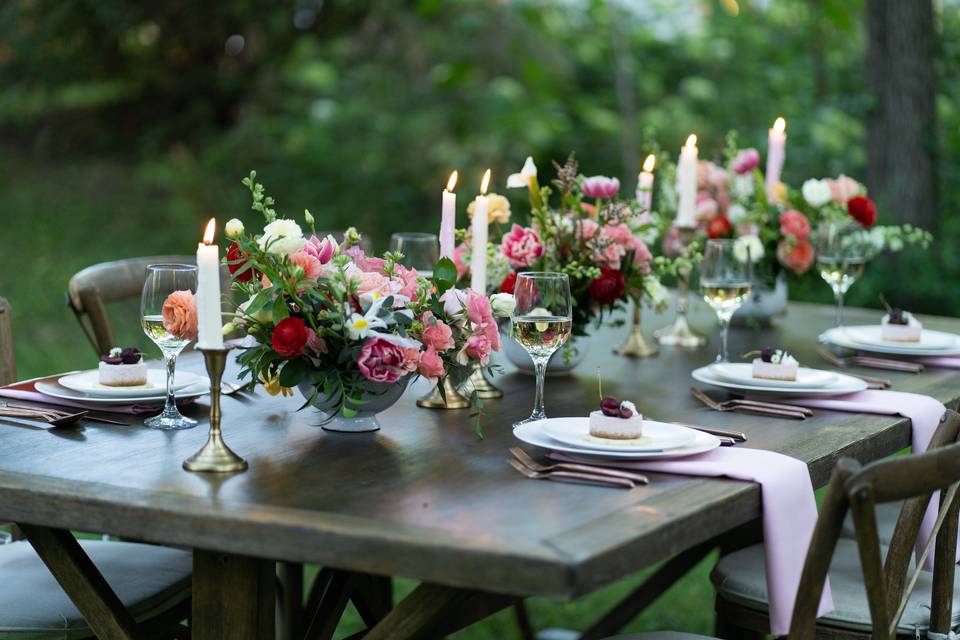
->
[
  {"left": 816, "top": 223, "right": 871, "bottom": 327},
  {"left": 511, "top": 272, "right": 572, "bottom": 427},
  {"left": 699, "top": 239, "right": 753, "bottom": 363}
]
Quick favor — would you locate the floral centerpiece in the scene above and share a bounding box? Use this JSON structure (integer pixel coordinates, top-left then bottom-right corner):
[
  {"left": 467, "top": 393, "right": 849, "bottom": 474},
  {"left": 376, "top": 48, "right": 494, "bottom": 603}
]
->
[{"left": 220, "top": 172, "right": 509, "bottom": 433}]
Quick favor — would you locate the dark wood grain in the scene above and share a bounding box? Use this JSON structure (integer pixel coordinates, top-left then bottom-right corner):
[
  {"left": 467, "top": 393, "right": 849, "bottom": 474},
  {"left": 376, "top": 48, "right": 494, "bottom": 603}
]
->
[
  {"left": 0, "top": 297, "right": 14, "bottom": 386},
  {"left": 193, "top": 550, "right": 274, "bottom": 640},
  {"left": 1, "top": 302, "right": 959, "bottom": 600}
]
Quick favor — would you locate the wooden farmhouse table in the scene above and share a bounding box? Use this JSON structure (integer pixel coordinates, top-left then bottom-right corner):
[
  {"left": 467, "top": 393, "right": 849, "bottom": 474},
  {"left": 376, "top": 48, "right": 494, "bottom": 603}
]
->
[{"left": 1, "top": 301, "right": 959, "bottom": 639}]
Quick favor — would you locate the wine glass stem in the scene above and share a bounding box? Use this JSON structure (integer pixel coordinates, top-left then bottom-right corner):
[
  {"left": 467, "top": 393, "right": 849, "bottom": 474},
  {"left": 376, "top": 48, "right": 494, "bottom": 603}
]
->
[
  {"left": 718, "top": 318, "right": 731, "bottom": 363},
  {"left": 162, "top": 352, "right": 178, "bottom": 415},
  {"left": 530, "top": 357, "right": 548, "bottom": 421},
  {"left": 834, "top": 290, "right": 845, "bottom": 328},
  {"left": 676, "top": 275, "right": 689, "bottom": 320}
]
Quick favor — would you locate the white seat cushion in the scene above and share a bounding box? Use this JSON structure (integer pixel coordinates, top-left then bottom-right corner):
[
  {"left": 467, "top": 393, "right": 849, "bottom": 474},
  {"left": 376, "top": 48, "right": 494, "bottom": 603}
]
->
[
  {"left": 0, "top": 539, "right": 191, "bottom": 639},
  {"left": 712, "top": 539, "right": 960, "bottom": 633}
]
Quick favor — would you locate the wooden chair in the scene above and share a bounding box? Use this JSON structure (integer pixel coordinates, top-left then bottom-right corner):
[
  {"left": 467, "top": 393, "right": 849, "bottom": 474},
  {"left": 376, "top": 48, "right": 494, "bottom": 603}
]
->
[
  {"left": 0, "top": 297, "right": 14, "bottom": 386},
  {"left": 67, "top": 255, "right": 232, "bottom": 356},
  {"left": 604, "top": 409, "right": 960, "bottom": 640}
]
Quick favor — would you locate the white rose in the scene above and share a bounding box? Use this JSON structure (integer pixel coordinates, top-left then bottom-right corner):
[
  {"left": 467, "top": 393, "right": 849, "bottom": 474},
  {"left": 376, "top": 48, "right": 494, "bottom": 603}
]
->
[
  {"left": 728, "top": 204, "right": 748, "bottom": 223},
  {"left": 733, "top": 235, "right": 764, "bottom": 264},
  {"left": 258, "top": 219, "right": 306, "bottom": 255},
  {"left": 732, "top": 174, "right": 754, "bottom": 200},
  {"left": 490, "top": 293, "right": 516, "bottom": 318},
  {"left": 225, "top": 218, "right": 245, "bottom": 240},
  {"left": 802, "top": 179, "right": 832, "bottom": 208}
]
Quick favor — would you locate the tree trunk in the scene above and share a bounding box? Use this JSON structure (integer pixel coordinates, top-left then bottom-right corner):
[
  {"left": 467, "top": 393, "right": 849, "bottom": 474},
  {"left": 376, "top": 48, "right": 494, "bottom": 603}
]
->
[{"left": 865, "top": 0, "right": 937, "bottom": 230}]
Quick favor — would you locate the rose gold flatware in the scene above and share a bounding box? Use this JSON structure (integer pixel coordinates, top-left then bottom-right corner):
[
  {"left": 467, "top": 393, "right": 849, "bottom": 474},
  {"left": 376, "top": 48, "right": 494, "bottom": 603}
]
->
[
  {"left": 509, "top": 447, "right": 649, "bottom": 485},
  {"left": 0, "top": 408, "right": 87, "bottom": 428},
  {"left": 507, "top": 459, "right": 636, "bottom": 489},
  {"left": 815, "top": 346, "right": 922, "bottom": 374},
  {"left": 669, "top": 422, "right": 747, "bottom": 442},
  {"left": 0, "top": 402, "right": 130, "bottom": 426},
  {"left": 690, "top": 387, "right": 809, "bottom": 420}
]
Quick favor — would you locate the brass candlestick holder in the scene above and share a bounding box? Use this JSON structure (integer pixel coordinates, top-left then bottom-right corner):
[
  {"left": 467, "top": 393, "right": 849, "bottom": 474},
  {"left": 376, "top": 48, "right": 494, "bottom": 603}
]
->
[
  {"left": 458, "top": 363, "right": 503, "bottom": 399},
  {"left": 614, "top": 297, "right": 658, "bottom": 357},
  {"left": 416, "top": 376, "right": 472, "bottom": 409},
  {"left": 183, "top": 347, "right": 248, "bottom": 473},
  {"left": 654, "top": 227, "right": 707, "bottom": 348}
]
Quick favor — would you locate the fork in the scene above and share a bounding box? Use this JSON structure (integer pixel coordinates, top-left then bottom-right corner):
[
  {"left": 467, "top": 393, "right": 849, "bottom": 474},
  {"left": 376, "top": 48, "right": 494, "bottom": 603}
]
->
[
  {"left": 691, "top": 387, "right": 810, "bottom": 420},
  {"left": 509, "top": 448, "right": 649, "bottom": 485},
  {"left": 507, "top": 459, "right": 636, "bottom": 489},
  {"left": 815, "top": 346, "right": 923, "bottom": 374},
  {"left": 0, "top": 402, "right": 129, "bottom": 426}
]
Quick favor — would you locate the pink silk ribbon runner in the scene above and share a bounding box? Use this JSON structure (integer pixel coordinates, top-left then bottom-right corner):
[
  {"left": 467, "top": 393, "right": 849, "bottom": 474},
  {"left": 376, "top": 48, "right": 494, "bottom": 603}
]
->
[{"left": 550, "top": 446, "right": 833, "bottom": 636}]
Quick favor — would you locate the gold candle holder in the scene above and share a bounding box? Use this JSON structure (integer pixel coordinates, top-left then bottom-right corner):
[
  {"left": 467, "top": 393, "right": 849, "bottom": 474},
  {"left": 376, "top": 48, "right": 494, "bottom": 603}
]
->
[
  {"left": 183, "top": 348, "right": 248, "bottom": 473},
  {"left": 614, "top": 298, "right": 658, "bottom": 357},
  {"left": 416, "top": 376, "right": 472, "bottom": 409},
  {"left": 459, "top": 363, "right": 503, "bottom": 399},
  {"left": 654, "top": 226, "right": 707, "bottom": 348}
]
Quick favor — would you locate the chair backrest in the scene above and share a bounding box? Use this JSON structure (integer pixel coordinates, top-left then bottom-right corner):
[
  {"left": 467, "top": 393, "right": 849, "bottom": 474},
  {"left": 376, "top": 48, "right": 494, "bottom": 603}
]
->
[
  {"left": 0, "top": 297, "right": 14, "bottom": 386},
  {"left": 66, "top": 255, "right": 232, "bottom": 355},
  {"left": 790, "top": 409, "right": 960, "bottom": 640}
]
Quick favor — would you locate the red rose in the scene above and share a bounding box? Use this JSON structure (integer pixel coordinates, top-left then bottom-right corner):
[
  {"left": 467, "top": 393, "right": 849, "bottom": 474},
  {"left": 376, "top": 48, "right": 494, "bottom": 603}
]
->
[
  {"left": 499, "top": 272, "right": 518, "bottom": 294},
  {"left": 707, "top": 215, "right": 733, "bottom": 239},
  {"left": 847, "top": 195, "right": 877, "bottom": 228},
  {"left": 227, "top": 242, "right": 253, "bottom": 282},
  {"left": 272, "top": 316, "right": 308, "bottom": 358},
  {"left": 589, "top": 268, "right": 625, "bottom": 306}
]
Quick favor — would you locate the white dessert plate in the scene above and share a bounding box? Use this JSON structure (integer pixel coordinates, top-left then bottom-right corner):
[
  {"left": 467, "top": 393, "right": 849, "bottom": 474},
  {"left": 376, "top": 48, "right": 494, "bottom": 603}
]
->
[
  {"left": 820, "top": 326, "right": 960, "bottom": 356},
  {"left": 710, "top": 363, "right": 837, "bottom": 389},
  {"left": 36, "top": 380, "right": 210, "bottom": 405},
  {"left": 692, "top": 366, "right": 867, "bottom": 396},
  {"left": 58, "top": 369, "right": 204, "bottom": 398},
  {"left": 539, "top": 417, "right": 697, "bottom": 452},
  {"left": 843, "top": 326, "right": 958, "bottom": 351},
  {"left": 514, "top": 420, "right": 721, "bottom": 460}
]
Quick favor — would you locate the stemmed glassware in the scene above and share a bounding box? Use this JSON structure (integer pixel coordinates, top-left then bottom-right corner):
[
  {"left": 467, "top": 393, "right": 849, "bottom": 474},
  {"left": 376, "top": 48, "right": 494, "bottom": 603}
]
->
[
  {"left": 141, "top": 264, "right": 198, "bottom": 430},
  {"left": 699, "top": 239, "right": 753, "bottom": 363},
  {"left": 389, "top": 232, "right": 440, "bottom": 277},
  {"left": 511, "top": 272, "right": 572, "bottom": 427},
  {"left": 816, "top": 222, "right": 871, "bottom": 328}
]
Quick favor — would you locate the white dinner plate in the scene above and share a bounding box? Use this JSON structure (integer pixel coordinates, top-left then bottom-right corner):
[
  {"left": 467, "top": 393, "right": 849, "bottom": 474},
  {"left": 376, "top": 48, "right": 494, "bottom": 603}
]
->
[
  {"left": 514, "top": 420, "right": 720, "bottom": 460},
  {"left": 692, "top": 366, "right": 867, "bottom": 396},
  {"left": 540, "top": 417, "right": 697, "bottom": 452},
  {"left": 35, "top": 380, "right": 210, "bottom": 406},
  {"left": 58, "top": 369, "right": 204, "bottom": 398},
  {"left": 841, "top": 326, "right": 958, "bottom": 351},
  {"left": 710, "top": 363, "right": 837, "bottom": 389},
  {"left": 820, "top": 326, "right": 960, "bottom": 357}
]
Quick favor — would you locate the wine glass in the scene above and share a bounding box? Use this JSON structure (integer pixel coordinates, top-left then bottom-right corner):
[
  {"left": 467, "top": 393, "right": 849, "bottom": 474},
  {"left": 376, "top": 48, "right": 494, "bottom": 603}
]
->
[
  {"left": 511, "top": 272, "right": 572, "bottom": 427},
  {"left": 699, "top": 239, "right": 753, "bottom": 363},
  {"left": 389, "top": 232, "right": 440, "bottom": 277},
  {"left": 141, "top": 264, "right": 198, "bottom": 430},
  {"left": 816, "top": 222, "right": 871, "bottom": 328}
]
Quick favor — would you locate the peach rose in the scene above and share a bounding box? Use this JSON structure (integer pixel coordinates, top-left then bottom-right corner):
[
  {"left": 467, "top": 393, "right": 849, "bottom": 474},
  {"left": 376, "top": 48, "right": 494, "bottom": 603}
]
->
[{"left": 162, "top": 290, "right": 198, "bottom": 341}]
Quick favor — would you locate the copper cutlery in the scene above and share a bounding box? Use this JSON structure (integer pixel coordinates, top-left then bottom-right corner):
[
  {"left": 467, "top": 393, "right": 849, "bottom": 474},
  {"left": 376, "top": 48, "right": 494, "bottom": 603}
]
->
[
  {"left": 0, "top": 401, "right": 130, "bottom": 426},
  {"left": 509, "top": 447, "right": 649, "bottom": 485},
  {"left": 507, "top": 458, "right": 636, "bottom": 489},
  {"left": 690, "top": 387, "right": 811, "bottom": 420},
  {"left": 815, "top": 346, "right": 922, "bottom": 374},
  {"left": 669, "top": 422, "right": 746, "bottom": 443}
]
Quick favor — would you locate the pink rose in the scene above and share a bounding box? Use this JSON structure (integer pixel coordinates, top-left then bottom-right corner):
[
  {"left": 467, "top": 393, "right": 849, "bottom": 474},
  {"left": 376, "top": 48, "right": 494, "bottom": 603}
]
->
[
  {"left": 465, "top": 334, "right": 492, "bottom": 365},
  {"left": 289, "top": 251, "right": 323, "bottom": 281},
  {"left": 730, "top": 148, "right": 760, "bottom": 175},
  {"left": 303, "top": 235, "right": 337, "bottom": 264},
  {"left": 357, "top": 336, "right": 408, "bottom": 383},
  {"left": 500, "top": 224, "right": 544, "bottom": 268},
  {"left": 576, "top": 218, "right": 600, "bottom": 241},
  {"left": 632, "top": 237, "right": 653, "bottom": 270},
  {"left": 696, "top": 192, "right": 719, "bottom": 220},
  {"left": 778, "top": 239, "right": 815, "bottom": 274},
  {"left": 828, "top": 174, "right": 862, "bottom": 204},
  {"left": 354, "top": 270, "right": 391, "bottom": 298},
  {"left": 779, "top": 209, "right": 811, "bottom": 241},
  {"left": 581, "top": 175, "right": 620, "bottom": 199},
  {"left": 602, "top": 223, "right": 634, "bottom": 247},
  {"left": 465, "top": 289, "right": 500, "bottom": 350},
  {"left": 420, "top": 312, "right": 454, "bottom": 351},
  {"left": 417, "top": 347, "right": 445, "bottom": 381},
  {"left": 161, "top": 290, "right": 198, "bottom": 341},
  {"left": 452, "top": 244, "right": 470, "bottom": 280}
]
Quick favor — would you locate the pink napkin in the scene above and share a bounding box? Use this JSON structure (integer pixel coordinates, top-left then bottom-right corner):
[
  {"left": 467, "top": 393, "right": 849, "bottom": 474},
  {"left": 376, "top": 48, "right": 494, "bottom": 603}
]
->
[
  {"left": 779, "top": 390, "right": 948, "bottom": 569},
  {"left": 910, "top": 355, "right": 960, "bottom": 369},
  {"left": 0, "top": 374, "right": 191, "bottom": 415},
  {"left": 550, "top": 446, "right": 833, "bottom": 636}
]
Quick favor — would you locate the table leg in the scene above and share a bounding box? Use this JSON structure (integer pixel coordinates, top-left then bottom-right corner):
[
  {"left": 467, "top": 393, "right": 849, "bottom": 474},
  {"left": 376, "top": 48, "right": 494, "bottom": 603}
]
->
[
  {"left": 193, "top": 550, "right": 275, "bottom": 640},
  {"left": 276, "top": 561, "right": 303, "bottom": 640}
]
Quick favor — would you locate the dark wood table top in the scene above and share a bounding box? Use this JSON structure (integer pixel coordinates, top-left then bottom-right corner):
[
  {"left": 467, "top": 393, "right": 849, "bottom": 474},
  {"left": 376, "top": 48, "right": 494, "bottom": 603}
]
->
[{"left": 1, "top": 301, "right": 958, "bottom": 599}]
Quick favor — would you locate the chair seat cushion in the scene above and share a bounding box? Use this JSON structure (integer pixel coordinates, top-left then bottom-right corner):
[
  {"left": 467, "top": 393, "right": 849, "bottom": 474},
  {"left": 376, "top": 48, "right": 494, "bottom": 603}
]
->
[
  {"left": 601, "top": 633, "right": 717, "bottom": 640},
  {"left": 841, "top": 501, "right": 899, "bottom": 546},
  {"left": 712, "top": 539, "right": 960, "bottom": 633},
  {"left": 0, "top": 539, "right": 191, "bottom": 639}
]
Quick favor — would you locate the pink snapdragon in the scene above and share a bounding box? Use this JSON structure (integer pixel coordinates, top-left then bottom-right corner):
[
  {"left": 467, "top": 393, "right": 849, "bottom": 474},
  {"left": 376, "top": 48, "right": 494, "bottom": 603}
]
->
[
  {"left": 581, "top": 176, "right": 620, "bottom": 199},
  {"left": 501, "top": 224, "right": 544, "bottom": 268},
  {"left": 730, "top": 148, "right": 760, "bottom": 175}
]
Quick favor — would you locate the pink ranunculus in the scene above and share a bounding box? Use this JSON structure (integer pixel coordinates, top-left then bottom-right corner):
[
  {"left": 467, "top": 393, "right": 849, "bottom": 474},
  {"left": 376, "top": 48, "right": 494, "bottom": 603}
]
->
[
  {"left": 730, "top": 148, "right": 761, "bottom": 175},
  {"left": 303, "top": 235, "right": 338, "bottom": 264},
  {"left": 779, "top": 209, "right": 811, "bottom": 241},
  {"left": 420, "top": 311, "right": 455, "bottom": 351},
  {"left": 161, "top": 290, "right": 198, "bottom": 341},
  {"left": 696, "top": 193, "right": 719, "bottom": 220},
  {"left": 828, "top": 174, "right": 862, "bottom": 204},
  {"left": 576, "top": 218, "right": 600, "bottom": 241},
  {"left": 581, "top": 175, "right": 620, "bottom": 199},
  {"left": 500, "top": 224, "right": 544, "bottom": 268},
  {"left": 465, "top": 334, "right": 492, "bottom": 365},
  {"left": 289, "top": 251, "right": 323, "bottom": 281},
  {"left": 417, "top": 346, "right": 445, "bottom": 381},
  {"left": 357, "top": 336, "right": 408, "bottom": 383},
  {"left": 778, "top": 239, "right": 815, "bottom": 274},
  {"left": 452, "top": 243, "right": 470, "bottom": 280}
]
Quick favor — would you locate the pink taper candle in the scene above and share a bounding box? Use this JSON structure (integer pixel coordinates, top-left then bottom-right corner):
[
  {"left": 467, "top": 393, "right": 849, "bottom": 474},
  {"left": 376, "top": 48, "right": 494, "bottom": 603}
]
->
[
  {"left": 439, "top": 171, "right": 458, "bottom": 259},
  {"left": 636, "top": 154, "right": 655, "bottom": 212},
  {"left": 765, "top": 117, "right": 786, "bottom": 195}
]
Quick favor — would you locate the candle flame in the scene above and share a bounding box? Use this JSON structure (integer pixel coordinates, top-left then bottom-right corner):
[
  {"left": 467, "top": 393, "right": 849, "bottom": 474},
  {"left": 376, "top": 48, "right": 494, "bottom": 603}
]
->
[
  {"left": 480, "top": 169, "right": 491, "bottom": 195},
  {"left": 202, "top": 218, "right": 216, "bottom": 245},
  {"left": 446, "top": 170, "right": 458, "bottom": 192},
  {"left": 685, "top": 134, "right": 697, "bottom": 148},
  {"left": 642, "top": 154, "right": 656, "bottom": 172},
  {"left": 773, "top": 117, "right": 786, "bottom": 133}
]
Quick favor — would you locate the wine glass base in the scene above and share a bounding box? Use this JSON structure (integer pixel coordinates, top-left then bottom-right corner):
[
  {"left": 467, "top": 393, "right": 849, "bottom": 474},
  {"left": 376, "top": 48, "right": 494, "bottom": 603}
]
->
[
  {"left": 513, "top": 413, "right": 546, "bottom": 429},
  {"left": 144, "top": 412, "right": 197, "bottom": 430}
]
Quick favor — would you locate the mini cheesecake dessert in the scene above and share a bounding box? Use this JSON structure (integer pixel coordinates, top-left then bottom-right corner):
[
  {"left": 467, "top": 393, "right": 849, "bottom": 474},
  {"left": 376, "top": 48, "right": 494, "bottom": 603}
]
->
[
  {"left": 881, "top": 308, "right": 922, "bottom": 342},
  {"left": 748, "top": 348, "right": 798, "bottom": 382},
  {"left": 589, "top": 395, "right": 643, "bottom": 440},
  {"left": 98, "top": 347, "right": 148, "bottom": 387}
]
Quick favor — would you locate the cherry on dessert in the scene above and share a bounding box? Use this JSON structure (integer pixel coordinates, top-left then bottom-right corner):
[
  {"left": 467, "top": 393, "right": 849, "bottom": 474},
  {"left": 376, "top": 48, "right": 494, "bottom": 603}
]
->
[
  {"left": 618, "top": 403, "right": 633, "bottom": 418},
  {"left": 600, "top": 395, "right": 621, "bottom": 417},
  {"left": 889, "top": 309, "right": 907, "bottom": 325},
  {"left": 760, "top": 347, "right": 775, "bottom": 362}
]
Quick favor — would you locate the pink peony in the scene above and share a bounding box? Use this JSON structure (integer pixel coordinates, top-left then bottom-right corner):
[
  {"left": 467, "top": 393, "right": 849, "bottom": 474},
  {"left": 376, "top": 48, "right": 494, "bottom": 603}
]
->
[
  {"left": 417, "top": 347, "right": 445, "bottom": 381},
  {"left": 465, "top": 334, "right": 492, "bottom": 365},
  {"left": 779, "top": 209, "right": 811, "bottom": 241},
  {"left": 420, "top": 312, "right": 455, "bottom": 351},
  {"left": 581, "top": 175, "right": 620, "bottom": 199},
  {"left": 302, "top": 235, "right": 337, "bottom": 264},
  {"left": 500, "top": 224, "right": 544, "bottom": 268},
  {"left": 452, "top": 244, "right": 470, "bottom": 280},
  {"left": 778, "top": 240, "right": 815, "bottom": 274},
  {"left": 828, "top": 174, "right": 862, "bottom": 204},
  {"left": 161, "top": 290, "right": 198, "bottom": 341},
  {"left": 289, "top": 251, "right": 323, "bottom": 281},
  {"left": 357, "top": 336, "right": 409, "bottom": 383},
  {"left": 730, "top": 148, "right": 761, "bottom": 175}
]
